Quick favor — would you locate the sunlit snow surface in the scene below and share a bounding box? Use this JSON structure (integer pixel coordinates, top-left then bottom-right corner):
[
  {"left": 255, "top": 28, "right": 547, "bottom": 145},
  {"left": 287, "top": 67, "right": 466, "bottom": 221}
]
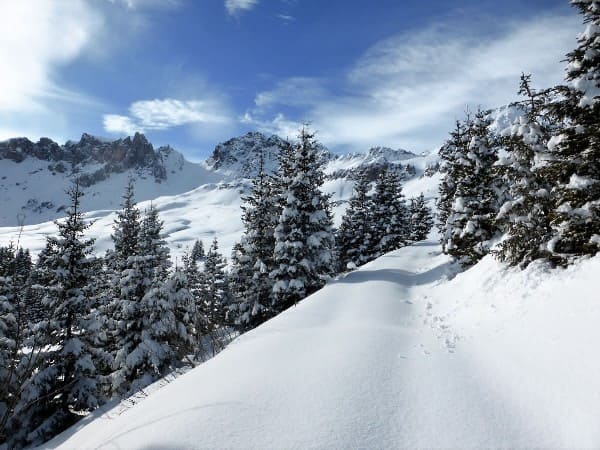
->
[{"left": 43, "top": 239, "right": 600, "bottom": 449}]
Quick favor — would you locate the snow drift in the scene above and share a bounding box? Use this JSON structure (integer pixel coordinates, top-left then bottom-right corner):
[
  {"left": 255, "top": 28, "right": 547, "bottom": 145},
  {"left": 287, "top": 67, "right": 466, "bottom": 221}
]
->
[{"left": 45, "top": 239, "right": 600, "bottom": 449}]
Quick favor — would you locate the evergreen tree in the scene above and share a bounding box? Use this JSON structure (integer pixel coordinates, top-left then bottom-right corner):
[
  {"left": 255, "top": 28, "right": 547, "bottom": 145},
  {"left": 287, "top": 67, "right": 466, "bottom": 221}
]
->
[
  {"left": 271, "top": 128, "right": 334, "bottom": 311},
  {"left": 11, "top": 182, "right": 100, "bottom": 447},
  {"left": 168, "top": 268, "right": 196, "bottom": 361},
  {"left": 0, "top": 248, "right": 18, "bottom": 445},
  {"left": 437, "top": 119, "right": 470, "bottom": 250},
  {"left": 369, "top": 169, "right": 410, "bottom": 257},
  {"left": 494, "top": 74, "right": 555, "bottom": 267},
  {"left": 190, "top": 239, "right": 205, "bottom": 262},
  {"left": 139, "top": 204, "right": 171, "bottom": 281},
  {"left": 229, "top": 150, "right": 278, "bottom": 329},
  {"left": 198, "top": 237, "right": 229, "bottom": 334},
  {"left": 443, "top": 110, "right": 501, "bottom": 266},
  {"left": 195, "top": 238, "right": 230, "bottom": 358},
  {"left": 110, "top": 179, "right": 141, "bottom": 272},
  {"left": 544, "top": 1, "right": 600, "bottom": 259},
  {"left": 408, "top": 193, "right": 433, "bottom": 242},
  {"left": 336, "top": 171, "right": 374, "bottom": 271},
  {"left": 111, "top": 202, "right": 172, "bottom": 396},
  {"left": 227, "top": 241, "right": 252, "bottom": 328}
]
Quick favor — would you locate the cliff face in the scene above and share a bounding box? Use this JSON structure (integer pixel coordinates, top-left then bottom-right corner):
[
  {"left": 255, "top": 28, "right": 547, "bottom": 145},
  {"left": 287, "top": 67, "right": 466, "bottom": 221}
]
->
[{"left": 0, "top": 132, "right": 169, "bottom": 186}]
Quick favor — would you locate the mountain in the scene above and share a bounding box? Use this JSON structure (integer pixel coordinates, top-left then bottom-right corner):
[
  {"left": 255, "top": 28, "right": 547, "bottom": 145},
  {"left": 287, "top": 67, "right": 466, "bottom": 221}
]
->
[
  {"left": 205, "top": 131, "right": 426, "bottom": 183},
  {"left": 0, "top": 132, "right": 220, "bottom": 226},
  {"left": 44, "top": 238, "right": 600, "bottom": 449},
  {"left": 0, "top": 131, "right": 438, "bottom": 262},
  {"left": 204, "top": 131, "right": 290, "bottom": 178}
]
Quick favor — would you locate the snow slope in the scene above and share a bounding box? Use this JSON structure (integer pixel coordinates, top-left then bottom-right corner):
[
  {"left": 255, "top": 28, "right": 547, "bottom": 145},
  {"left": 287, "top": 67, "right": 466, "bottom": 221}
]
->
[{"left": 45, "top": 239, "right": 600, "bottom": 449}]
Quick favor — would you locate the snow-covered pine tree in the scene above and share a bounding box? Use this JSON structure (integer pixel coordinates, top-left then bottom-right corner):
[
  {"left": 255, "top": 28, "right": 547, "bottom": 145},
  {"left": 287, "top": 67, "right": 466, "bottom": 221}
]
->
[
  {"left": 494, "top": 74, "right": 555, "bottom": 267},
  {"left": 0, "top": 246, "right": 19, "bottom": 445},
  {"left": 227, "top": 241, "right": 252, "bottom": 328},
  {"left": 139, "top": 204, "right": 171, "bottom": 281},
  {"left": 229, "top": 150, "right": 278, "bottom": 330},
  {"left": 195, "top": 237, "right": 230, "bottom": 357},
  {"left": 437, "top": 119, "right": 471, "bottom": 250},
  {"left": 369, "top": 168, "right": 410, "bottom": 257},
  {"left": 167, "top": 268, "right": 196, "bottom": 362},
  {"left": 108, "top": 183, "right": 147, "bottom": 397},
  {"left": 132, "top": 268, "right": 194, "bottom": 383},
  {"left": 11, "top": 182, "right": 100, "bottom": 448},
  {"left": 109, "top": 179, "right": 141, "bottom": 277},
  {"left": 198, "top": 237, "right": 229, "bottom": 334},
  {"left": 112, "top": 202, "right": 174, "bottom": 396},
  {"left": 408, "top": 193, "right": 434, "bottom": 242},
  {"left": 190, "top": 239, "right": 205, "bottom": 262},
  {"left": 271, "top": 128, "right": 334, "bottom": 312},
  {"left": 336, "top": 171, "right": 375, "bottom": 271},
  {"left": 443, "top": 110, "right": 501, "bottom": 266},
  {"left": 544, "top": 1, "right": 600, "bottom": 259}
]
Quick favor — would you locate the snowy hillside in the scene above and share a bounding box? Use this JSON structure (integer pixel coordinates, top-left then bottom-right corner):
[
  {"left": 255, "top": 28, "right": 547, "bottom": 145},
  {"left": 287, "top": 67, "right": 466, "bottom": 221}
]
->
[
  {"left": 0, "top": 132, "right": 438, "bottom": 262},
  {"left": 45, "top": 239, "right": 600, "bottom": 449}
]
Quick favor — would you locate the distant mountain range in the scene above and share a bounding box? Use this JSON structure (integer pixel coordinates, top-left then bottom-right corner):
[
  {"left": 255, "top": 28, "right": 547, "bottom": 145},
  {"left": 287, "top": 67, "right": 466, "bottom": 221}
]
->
[{"left": 0, "top": 131, "right": 434, "bottom": 227}]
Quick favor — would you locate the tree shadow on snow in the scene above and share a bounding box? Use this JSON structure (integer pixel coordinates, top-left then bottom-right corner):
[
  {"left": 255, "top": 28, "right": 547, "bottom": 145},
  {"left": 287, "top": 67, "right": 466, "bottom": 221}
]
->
[{"left": 332, "top": 260, "right": 456, "bottom": 287}]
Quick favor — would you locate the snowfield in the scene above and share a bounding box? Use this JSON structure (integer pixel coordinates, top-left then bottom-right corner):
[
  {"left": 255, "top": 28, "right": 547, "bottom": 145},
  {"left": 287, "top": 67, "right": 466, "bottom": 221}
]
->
[{"left": 44, "top": 239, "right": 600, "bottom": 449}]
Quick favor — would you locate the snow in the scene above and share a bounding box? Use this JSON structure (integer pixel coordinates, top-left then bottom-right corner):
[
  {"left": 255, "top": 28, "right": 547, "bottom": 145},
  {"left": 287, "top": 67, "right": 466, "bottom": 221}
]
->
[
  {"left": 568, "top": 173, "right": 597, "bottom": 189},
  {"left": 44, "top": 239, "right": 600, "bottom": 449}
]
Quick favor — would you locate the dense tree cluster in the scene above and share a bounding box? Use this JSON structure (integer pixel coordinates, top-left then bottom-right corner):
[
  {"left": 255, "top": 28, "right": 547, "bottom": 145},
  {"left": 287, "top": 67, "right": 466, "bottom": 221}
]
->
[
  {"left": 438, "top": 1, "right": 600, "bottom": 267},
  {"left": 0, "top": 181, "right": 232, "bottom": 448},
  {"left": 336, "top": 170, "right": 431, "bottom": 271}
]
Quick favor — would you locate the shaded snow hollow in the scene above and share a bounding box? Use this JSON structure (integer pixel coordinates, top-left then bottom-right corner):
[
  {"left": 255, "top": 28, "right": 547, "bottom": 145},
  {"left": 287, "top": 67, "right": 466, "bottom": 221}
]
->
[{"left": 46, "top": 240, "right": 600, "bottom": 449}]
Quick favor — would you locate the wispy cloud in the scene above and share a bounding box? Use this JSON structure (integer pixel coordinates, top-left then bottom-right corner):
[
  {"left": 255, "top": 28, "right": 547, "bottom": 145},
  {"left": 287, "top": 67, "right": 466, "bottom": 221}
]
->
[
  {"left": 104, "top": 98, "right": 232, "bottom": 134},
  {"left": 246, "top": 13, "right": 580, "bottom": 152},
  {"left": 108, "top": 0, "right": 181, "bottom": 9},
  {"left": 254, "top": 77, "right": 327, "bottom": 109},
  {"left": 0, "top": 1, "right": 103, "bottom": 113},
  {"left": 277, "top": 13, "right": 295, "bottom": 24},
  {"left": 225, "top": 0, "right": 258, "bottom": 17}
]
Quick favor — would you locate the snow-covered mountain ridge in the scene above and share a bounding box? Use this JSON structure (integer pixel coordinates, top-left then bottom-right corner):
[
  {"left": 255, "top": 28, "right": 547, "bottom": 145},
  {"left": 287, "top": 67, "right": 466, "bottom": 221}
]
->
[
  {"left": 0, "top": 131, "right": 438, "bottom": 261},
  {"left": 44, "top": 239, "right": 600, "bottom": 449},
  {"left": 0, "top": 132, "right": 221, "bottom": 226}
]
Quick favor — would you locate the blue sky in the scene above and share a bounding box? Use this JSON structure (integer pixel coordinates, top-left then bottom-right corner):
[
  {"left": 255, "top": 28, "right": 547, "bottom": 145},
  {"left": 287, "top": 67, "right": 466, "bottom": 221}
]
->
[{"left": 0, "top": 0, "right": 582, "bottom": 159}]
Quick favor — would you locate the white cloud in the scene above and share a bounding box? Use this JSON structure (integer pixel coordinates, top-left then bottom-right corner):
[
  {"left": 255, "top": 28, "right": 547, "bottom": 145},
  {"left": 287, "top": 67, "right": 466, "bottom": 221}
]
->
[
  {"left": 108, "top": 0, "right": 180, "bottom": 9},
  {"left": 255, "top": 77, "right": 327, "bottom": 109},
  {"left": 248, "top": 13, "right": 581, "bottom": 152},
  {"left": 0, "top": 0, "right": 103, "bottom": 113},
  {"left": 103, "top": 115, "right": 139, "bottom": 135},
  {"left": 104, "top": 98, "right": 233, "bottom": 135},
  {"left": 241, "top": 112, "right": 301, "bottom": 139},
  {"left": 277, "top": 14, "right": 295, "bottom": 24},
  {"left": 225, "top": 0, "right": 258, "bottom": 17}
]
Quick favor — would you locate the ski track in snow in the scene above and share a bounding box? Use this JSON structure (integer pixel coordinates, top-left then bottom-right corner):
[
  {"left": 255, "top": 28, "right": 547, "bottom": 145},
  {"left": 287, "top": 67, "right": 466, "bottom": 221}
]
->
[{"left": 43, "top": 240, "right": 600, "bottom": 449}]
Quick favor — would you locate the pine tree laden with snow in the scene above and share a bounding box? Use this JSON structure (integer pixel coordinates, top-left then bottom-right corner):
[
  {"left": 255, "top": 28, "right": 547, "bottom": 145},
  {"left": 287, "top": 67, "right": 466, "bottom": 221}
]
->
[
  {"left": 544, "top": 1, "right": 600, "bottom": 259},
  {"left": 408, "top": 193, "right": 434, "bottom": 242},
  {"left": 494, "top": 74, "right": 555, "bottom": 267},
  {"left": 271, "top": 128, "right": 334, "bottom": 312},
  {"left": 442, "top": 110, "right": 501, "bottom": 266},
  {"left": 336, "top": 171, "right": 375, "bottom": 271},
  {"left": 369, "top": 168, "right": 410, "bottom": 257},
  {"left": 230, "top": 150, "right": 278, "bottom": 330},
  {"left": 10, "top": 182, "right": 100, "bottom": 448}
]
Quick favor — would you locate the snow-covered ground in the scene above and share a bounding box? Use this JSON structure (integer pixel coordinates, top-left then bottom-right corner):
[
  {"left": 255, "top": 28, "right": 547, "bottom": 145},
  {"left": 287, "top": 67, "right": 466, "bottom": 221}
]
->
[{"left": 44, "top": 239, "right": 600, "bottom": 449}]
